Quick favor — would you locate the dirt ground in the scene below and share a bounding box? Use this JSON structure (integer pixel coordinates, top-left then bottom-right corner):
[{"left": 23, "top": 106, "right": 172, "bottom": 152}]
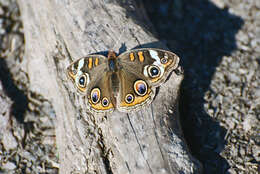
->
[{"left": 0, "top": 0, "right": 259, "bottom": 174}]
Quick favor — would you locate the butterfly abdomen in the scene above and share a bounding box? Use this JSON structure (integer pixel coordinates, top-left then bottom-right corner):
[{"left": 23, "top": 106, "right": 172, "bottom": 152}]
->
[{"left": 111, "top": 73, "right": 119, "bottom": 97}]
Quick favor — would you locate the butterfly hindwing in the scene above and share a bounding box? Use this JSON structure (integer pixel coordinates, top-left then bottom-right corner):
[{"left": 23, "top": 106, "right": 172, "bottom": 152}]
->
[
  {"left": 116, "top": 68, "right": 155, "bottom": 112},
  {"left": 86, "top": 71, "right": 115, "bottom": 113}
]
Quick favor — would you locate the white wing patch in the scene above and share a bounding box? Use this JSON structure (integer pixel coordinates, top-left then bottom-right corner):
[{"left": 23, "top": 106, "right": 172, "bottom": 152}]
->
[
  {"left": 143, "top": 65, "right": 149, "bottom": 77},
  {"left": 149, "top": 50, "right": 160, "bottom": 60},
  {"left": 148, "top": 50, "right": 165, "bottom": 77},
  {"left": 77, "top": 58, "right": 84, "bottom": 72},
  {"left": 75, "top": 58, "right": 90, "bottom": 88}
]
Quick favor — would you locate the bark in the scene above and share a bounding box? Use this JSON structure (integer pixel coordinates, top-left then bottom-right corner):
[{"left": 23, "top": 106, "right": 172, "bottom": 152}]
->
[{"left": 17, "top": 0, "right": 202, "bottom": 173}]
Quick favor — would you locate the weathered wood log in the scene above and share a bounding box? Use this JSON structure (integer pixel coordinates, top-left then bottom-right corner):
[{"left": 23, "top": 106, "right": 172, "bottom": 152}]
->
[{"left": 17, "top": 0, "right": 202, "bottom": 173}]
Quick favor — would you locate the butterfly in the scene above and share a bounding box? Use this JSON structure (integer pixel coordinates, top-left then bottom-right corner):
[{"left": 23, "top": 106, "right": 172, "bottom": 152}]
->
[{"left": 67, "top": 48, "right": 180, "bottom": 114}]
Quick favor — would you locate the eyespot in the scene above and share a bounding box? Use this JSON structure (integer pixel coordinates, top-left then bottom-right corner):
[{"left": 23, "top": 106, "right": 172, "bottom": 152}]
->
[
  {"left": 125, "top": 94, "right": 134, "bottom": 104},
  {"left": 90, "top": 88, "right": 101, "bottom": 104},
  {"left": 134, "top": 80, "right": 148, "bottom": 96},
  {"left": 72, "top": 69, "right": 77, "bottom": 75},
  {"left": 102, "top": 97, "right": 109, "bottom": 107},
  {"left": 161, "top": 57, "right": 168, "bottom": 64},
  {"left": 78, "top": 75, "right": 87, "bottom": 88},
  {"left": 148, "top": 65, "right": 160, "bottom": 78}
]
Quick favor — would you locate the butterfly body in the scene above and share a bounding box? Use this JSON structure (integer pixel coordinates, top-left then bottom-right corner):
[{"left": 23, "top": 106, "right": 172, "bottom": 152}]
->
[{"left": 67, "top": 48, "right": 180, "bottom": 114}]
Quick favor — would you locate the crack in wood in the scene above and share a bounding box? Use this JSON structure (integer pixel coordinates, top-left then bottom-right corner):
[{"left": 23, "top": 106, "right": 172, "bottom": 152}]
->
[
  {"left": 125, "top": 161, "right": 131, "bottom": 173},
  {"left": 97, "top": 128, "right": 113, "bottom": 174},
  {"left": 127, "top": 113, "right": 154, "bottom": 174}
]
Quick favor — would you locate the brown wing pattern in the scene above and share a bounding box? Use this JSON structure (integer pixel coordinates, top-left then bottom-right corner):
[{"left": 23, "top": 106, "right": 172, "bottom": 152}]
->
[
  {"left": 67, "top": 55, "right": 115, "bottom": 114},
  {"left": 67, "top": 49, "right": 180, "bottom": 114},
  {"left": 116, "top": 48, "right": 180, "bottom": 112}
]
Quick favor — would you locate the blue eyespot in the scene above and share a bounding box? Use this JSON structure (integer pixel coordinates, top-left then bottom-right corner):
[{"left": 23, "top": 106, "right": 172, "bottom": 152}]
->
[
  {"left": 134, "top": 80, "right": 148, "bottom": 96},
  {"left": 161, "top": 57, "right": 168, "bottom": 64},
  {"left": 78, "top": 75, "right": 87, "bottom": 87},
  {"left": 151, "top": 67, "right": 158, "bottom": 75},
  {"left": 148, "top": 65, "right": 160, "bottom": 78},
  {"left": 125, "top": 94, "right": 134, "bottom": 104},
  {"left": 79, "top": 76, "right": 85, "bottom": 85},
  {"left": 78, "top": 74, "right": 88, "bottom": 88},
  {"left": 102, "top": 97, "right": 109, "bottom": 107},
  {"left": 90, "top": 88, "right": 101, "bottom": 104}
]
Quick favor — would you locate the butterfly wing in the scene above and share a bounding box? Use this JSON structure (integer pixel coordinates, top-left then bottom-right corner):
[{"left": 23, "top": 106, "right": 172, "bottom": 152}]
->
[
  {"left": 67, "top": 55, "right": 115, "bottom": 114},
  {"left": 116, "top": 48, "right": 180, "bottom": 112}
]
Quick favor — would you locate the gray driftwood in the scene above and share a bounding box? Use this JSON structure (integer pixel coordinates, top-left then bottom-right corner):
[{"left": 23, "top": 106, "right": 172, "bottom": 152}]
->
[{"left": 17, "top": 0, "right": 202, "bottom": 173}]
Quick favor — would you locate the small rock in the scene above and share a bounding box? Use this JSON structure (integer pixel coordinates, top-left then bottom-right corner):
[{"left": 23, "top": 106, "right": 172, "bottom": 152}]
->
[
  {"left": 253, "top": 87, "right": 260, "bottom": 98},
  {"left": 10, "top": 34, "right": 23, "bottom": 52},
  {"left": 226, "top": 117, "right": 236, "bottom": 129},
  {"left": 236, "top": 164, "right": 245, "bottom": 171},
  {"left": 256, "top": 1, "right": 260, "bottom": 9},
  {"left": 0, "top": 95, "right": 12, "bottom": 116},
  {"left": 42, "top": 136, "right": 55, "bottom": 146},
  {"left": 2, "top": 130, "right": 18, "bottom": 150},
  {"left": 0, "top": 0, "right": 12, "bottom": 6},
  {"left": 231, "top": 145, "right": 238, "bottom": 156},
  {"left": 252, "top": 145, "right": 260, "bottom": 161},
  {"left": 208, "top": 108, "right": 214, "bottom": 116},
  {"left": 236, "top": 30, "right": 249, "bottom": 44},
  {"left": 242, "top": 115, "right": 256, "bottom": 132},
  {"left": 239, "top": 146, "right": 246, "bottom": 156},
  {"left": 210, "top": 0, "right": 225, "bottom": 9},
  {"left": 39, "top": 116, "right": 53, "bottom": 128},
  {"left": 25, "top": 167, "right": 32, "bottom": 173},
  {"left": 255, "top": 46, "right": 260, "bottom": 53},
  {"left": 2, "top": 161, "right": 17, "bottom": 170},
  {"left": 228, "top": 73, "right": 241, "bottom": 83},
  {"left": 246, "top": 69, "right": 255, "bottom": 82},
  {"left": 227, "top": 168, "right": 237, "bottom": 174},
  {"left": 21, "top": 150, "right": 36, "bottom": 162},
  {"left": 255, "top": 12, "right": 260, "bottom": 23},
  {"left": 239, "top": 44, "right": 251, "bottom": 51},
  {"left": 0, "top": 6, "right": 3, "bottom": 15},
  {"left": 242, "top": 119, "right": 251, "bottom": 132},
  {"left": 0, "top": 28, "right": 5, "bottom": 35},
  {"left": 230, "top": 61, "right": 240, "bottom": 69},
  {"left": 236, "top": 156, "right": 243, "bottom": 164},
  {"left": 251, "top": 38, "right": 260, "bottom": 48},
  {"left": 238, "top": 68, "right": 247, "bottom": 74}
]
